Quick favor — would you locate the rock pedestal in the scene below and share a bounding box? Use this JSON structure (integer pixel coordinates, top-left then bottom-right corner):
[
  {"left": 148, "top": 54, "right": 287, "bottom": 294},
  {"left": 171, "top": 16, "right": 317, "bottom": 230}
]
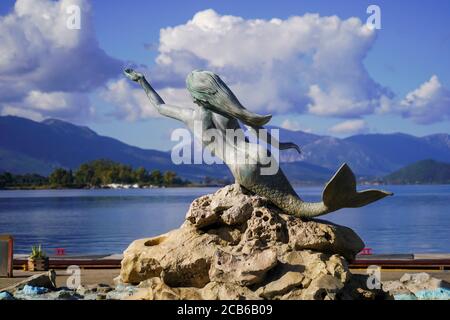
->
[{"left": 119, "top": 184, "right": 388, "bottom": 300}]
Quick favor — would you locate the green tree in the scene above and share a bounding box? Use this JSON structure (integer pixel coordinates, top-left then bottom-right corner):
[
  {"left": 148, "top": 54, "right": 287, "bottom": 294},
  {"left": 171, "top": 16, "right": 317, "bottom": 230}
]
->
[
  {"left": 134, "top": 167, "right": 148, "bottom": 184},
  {"left": 1, "top": 160, "right": 190, "bottom": 189},
  {"left": 49, "top": 168, "right": 73, "bottom": 187},
  {"left": 75, "top": 163, "right": 95, "bottom": 186},
  {"left": 118, "top": 165, "right": 133, "bottom": 184},
  {"left": 163, "top": 171, "right": 177, "bottom": 186},
  {"left": 0, "top": 172, "right": 13, "bottom": 188},
  {"left": 150, "top": 170, "right": 163, "bottom": 186},
  {"left": 108, "top": 166, "right": 120, "bottom": 183}
]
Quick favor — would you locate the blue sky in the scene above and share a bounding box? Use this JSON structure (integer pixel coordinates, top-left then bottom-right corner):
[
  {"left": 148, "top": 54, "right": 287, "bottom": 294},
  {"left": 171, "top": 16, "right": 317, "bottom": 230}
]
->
[{"left": 1, "top": 0, "right": 449, "bottom": 150}]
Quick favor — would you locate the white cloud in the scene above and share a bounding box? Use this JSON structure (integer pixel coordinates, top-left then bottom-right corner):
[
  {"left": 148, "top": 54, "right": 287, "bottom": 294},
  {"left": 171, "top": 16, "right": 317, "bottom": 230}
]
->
[
  {"left": 329, "top": 119, "right": 369, "bottom": 135},
  {"left": 158, "top": 87, "right": 196, "bottom": 109},
  {"left": 0, "top": 0, "right": 121, "bottom": 122},
  {"left": 1, "top": 106, "right": 44, "bottom": 122},
  {"left": 307, "top": 85, "right": 391, "bottom": 118},
  {"left": 100, "top": 79, "right": 195, "bottom": 121},
  {"left": 375, "top": 94, "right": 394, "bottom": 115},
  {"left": 100, "top": 79, "right": 158, "bottom": 122},
  {"left": 398, "top": 75, "right": 450, "bottom": 124},
  {"left": 280, "top": 119, "right": 311, "bottom": 132},
  {"left": 149, "top": 9, "right": 391, "bottom": 118},
  {"left": 1, "top": 90, "right": 93, "bottom": 122}
]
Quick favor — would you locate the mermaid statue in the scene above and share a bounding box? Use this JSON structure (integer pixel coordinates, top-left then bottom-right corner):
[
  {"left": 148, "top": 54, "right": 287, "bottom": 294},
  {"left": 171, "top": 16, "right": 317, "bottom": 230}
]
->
[{"left": 124, "top": 68, "right": 392, "bottom": 218}]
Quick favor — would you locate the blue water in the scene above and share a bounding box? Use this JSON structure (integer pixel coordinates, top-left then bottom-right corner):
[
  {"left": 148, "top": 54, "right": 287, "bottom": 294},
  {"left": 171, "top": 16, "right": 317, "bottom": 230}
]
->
[{"left": 0, "top": 185, "right": 449, "bottom": 255}]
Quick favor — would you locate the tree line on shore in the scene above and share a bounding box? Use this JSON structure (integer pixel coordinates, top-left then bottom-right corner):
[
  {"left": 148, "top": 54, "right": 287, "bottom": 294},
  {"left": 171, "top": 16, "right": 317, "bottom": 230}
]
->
[{"left": 0, "top": 159, "right": 189, "bottom": 189}]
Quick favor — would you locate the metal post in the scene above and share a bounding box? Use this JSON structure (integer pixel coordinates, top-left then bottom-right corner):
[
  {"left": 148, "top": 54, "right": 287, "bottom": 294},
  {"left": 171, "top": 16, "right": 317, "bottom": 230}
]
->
[
  {"left": 0, "top": 235, "right": 13, "bottom": 278},
  {"left": 8, "top": 236, "right": 13, "bottom": 277}
]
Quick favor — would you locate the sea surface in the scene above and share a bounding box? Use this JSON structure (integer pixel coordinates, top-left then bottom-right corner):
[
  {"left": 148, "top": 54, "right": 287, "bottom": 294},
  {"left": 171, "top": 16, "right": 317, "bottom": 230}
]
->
[{"left": 0, "top": 185, "right": 449, "bottom": 255}]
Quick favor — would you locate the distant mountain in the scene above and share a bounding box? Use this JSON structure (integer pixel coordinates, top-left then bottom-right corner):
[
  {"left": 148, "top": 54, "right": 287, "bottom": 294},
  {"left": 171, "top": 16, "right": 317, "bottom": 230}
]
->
[
  {"left": 279, "top": 161, "right": 334, "bottom": 184},
  {"left": 384, "top": 159, "right": 450, "bottom": 184},
  {"left": 0, "top": 116, "right": 331, "bottom": 183},
  {"left": 1, "top": 116, "right": 450, "bottom": 182},
  {"left": 276, "top": 128, "right": 450, "bottom": 176},
  {"left": 0, "top": 116, "right": 226, "bottom": 181}
]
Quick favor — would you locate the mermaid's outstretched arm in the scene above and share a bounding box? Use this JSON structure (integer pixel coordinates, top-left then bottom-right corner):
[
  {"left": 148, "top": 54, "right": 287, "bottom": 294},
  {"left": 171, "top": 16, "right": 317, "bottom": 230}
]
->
[{"left": 124, "top": 69, "right": 193, "bottom": 123}]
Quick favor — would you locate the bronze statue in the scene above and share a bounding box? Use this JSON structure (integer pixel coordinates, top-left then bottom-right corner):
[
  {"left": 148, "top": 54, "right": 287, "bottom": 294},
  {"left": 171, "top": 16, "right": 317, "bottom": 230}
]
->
[{"left": 124, "top": 68, "right": 392, "bottom": 218}]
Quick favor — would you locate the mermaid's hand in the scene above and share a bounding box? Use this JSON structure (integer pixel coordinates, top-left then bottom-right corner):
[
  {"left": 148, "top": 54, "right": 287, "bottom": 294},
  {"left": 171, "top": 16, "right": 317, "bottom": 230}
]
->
[{"left": 124, "top": 68, "right": 144, "bottom": 82}]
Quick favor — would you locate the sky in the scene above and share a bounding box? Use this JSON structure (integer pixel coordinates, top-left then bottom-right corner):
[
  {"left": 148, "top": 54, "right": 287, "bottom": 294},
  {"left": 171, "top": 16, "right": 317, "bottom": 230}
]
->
[{"left": 0, "top": 0, "right": 449, "bottom": 150}]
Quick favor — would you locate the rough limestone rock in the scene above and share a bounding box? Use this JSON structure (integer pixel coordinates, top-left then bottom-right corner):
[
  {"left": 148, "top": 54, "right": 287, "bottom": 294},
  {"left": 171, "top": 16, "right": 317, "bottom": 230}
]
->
[
  {"left": 383, "top": 273, "right": 450, "bottom": 300},
  {"left": 120, "top": 184, "right": 386, "bottom": 300},
  {"left": 209, "top": 248, "right": 278, "bottom": 286},
  {"left": 1, "top": 270, "right": 56, "bottom": 293},
  {"left": 119, "top": 226, "right": 218, "bottom": 287}
]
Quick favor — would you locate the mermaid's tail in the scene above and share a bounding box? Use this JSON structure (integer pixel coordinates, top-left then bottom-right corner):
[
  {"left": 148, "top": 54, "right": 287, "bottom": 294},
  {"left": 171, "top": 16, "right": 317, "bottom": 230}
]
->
[
  {"left": 242, "top": 163, "right": 393, "bottom": 219},
  {"left": 322, "top": 163, "right": 393, "bottom": 212}
]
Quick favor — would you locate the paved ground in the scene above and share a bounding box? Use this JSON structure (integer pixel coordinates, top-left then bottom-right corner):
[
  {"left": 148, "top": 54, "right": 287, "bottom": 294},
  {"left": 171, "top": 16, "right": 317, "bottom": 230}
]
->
[
  {"left": 351, "top": 269, "right": 450, "bottom": 282},
  {"left": 1, "top": 268, "right": 450, "bottom": 292},
  {"left": 0, "top": 269, "right": 120, "bottom": 290}
]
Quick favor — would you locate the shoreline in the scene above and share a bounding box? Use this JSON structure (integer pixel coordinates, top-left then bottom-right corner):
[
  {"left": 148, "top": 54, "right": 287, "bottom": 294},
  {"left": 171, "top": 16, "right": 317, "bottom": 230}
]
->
[
  {"left": 9, "top": 253, "right": 450, "bottom": 271},
  {"left": 0, "top": 184, "right": 223, "bottom": 191},
  {"left": 2, "top": 182, "right": 450, "bottom": 191}
]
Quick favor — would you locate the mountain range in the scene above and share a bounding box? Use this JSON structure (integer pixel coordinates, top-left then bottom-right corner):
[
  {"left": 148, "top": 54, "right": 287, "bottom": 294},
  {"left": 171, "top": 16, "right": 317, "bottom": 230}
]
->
[
  {"left": 384, "top": 159, "right": 450, "bottom": 184},
  {"left": 1, "top": 115, "right": 449, "bottom": 183},
  {"left": 276, "top": 127, "right": 450, "bottom": 176}
]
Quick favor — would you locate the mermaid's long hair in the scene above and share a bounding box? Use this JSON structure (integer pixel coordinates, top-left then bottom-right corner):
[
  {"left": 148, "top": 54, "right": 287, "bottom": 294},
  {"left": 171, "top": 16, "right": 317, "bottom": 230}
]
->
[
  {"left": 186, "top": 70, "right": 272, "bottom": 127},
  {"left": 186, "top": 70, "right": 301, "bottom": 153}
]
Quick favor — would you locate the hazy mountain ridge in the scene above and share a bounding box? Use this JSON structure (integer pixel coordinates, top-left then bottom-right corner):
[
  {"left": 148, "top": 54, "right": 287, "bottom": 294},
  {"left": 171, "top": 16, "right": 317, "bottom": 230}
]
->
[
  {"left": 276, "top": 128, "right": 450, "bottom": 176},
  {"left": 0, "top": 116, "right": 170, "bottom": 172},
  {"left": 1, "top": 116, "right": 449, "bottom": 182},
  {"left": 0, "top": 116, "right": 330, "bottom": 183},
  {"left": 384, "top": 159, "right": 450, "bottom": 184}
]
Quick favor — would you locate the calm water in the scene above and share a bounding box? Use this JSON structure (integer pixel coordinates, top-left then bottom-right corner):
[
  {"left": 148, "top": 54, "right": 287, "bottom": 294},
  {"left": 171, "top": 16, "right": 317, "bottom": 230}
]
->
[{"left": 0, "top": 185, "right": 449, "bottom": 255}]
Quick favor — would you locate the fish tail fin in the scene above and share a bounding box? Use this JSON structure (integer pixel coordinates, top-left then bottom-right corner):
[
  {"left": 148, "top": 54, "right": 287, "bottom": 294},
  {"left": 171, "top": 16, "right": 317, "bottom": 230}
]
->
[{"left": 322, "top": 163, "right": 393, "bottom": 211}]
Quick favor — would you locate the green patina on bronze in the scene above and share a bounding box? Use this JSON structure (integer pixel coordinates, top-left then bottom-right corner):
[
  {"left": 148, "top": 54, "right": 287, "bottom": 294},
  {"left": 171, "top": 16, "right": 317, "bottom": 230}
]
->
[{"left": 125, "top": 68, "right": 392, "bottom": 218}]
